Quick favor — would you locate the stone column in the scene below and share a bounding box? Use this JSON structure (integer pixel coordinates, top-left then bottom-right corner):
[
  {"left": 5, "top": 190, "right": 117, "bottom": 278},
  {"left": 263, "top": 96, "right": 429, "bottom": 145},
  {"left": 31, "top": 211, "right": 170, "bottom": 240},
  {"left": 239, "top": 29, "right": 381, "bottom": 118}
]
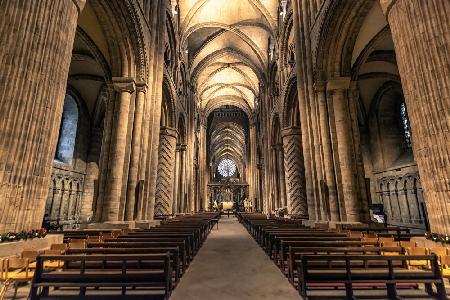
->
[
  {"left": 0, "top": 0, "right": 85, "bottom": 231},
  {"left": 282, "top": 127, "right": 308, "bottom": 218},
  {"left": 59, "top": 183, "right": 70, "bottom": 222},
  {"left": 380, "top": 0, "right": 450, "bottom": 234},
  {"left": 292, "top": 0, "right": 316, "bottom": 221},
  {"left": 172, "top": 145, "right": 181, "bottom": 215},
  {"left": 80, "top": 128, "right": 102, "bottom": 222},
  {"left": 315, "top": 83, "right": 340, "bottom": 221},
  {"left": 327, "top": 78, "right": 360, "bottom": 222},
  {"left": 154, "top": 127, "right": 178, "bottom": 216},
  {"left": 199, "top": 123, "right": 209, "bottom": 211},
  {"left": 249, "top": 124, "right": 258, "bottom": 208},
  {"left": 270, "top": 146, "right": 278, "bottom": 210},
  {"left": 50, "top": 185, "right": 62, "bottom": 222},
  {"left": 144, "top": 0, "right": 168, "bottom": 221},
  {"left": 125, "top": 82, "right": 147, "bottom": 221},
  {"left": 102, "top": 78, "right": 135, "bottom": 222},
  {"left": 179, "top": 144, "right": 187, "bottom": 213},
  {"left": 276, "top": 144, "right": 287, "bottom": 208}
]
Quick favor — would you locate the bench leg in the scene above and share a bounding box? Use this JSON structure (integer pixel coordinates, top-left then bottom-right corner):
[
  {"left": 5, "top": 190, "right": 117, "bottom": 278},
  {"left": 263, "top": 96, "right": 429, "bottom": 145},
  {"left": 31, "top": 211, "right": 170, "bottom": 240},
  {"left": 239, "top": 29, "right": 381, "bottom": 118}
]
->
[
  {"left": 435, "top": 282, "right": 448, "bottom": 300},
  {"left": 424, "top": 283, "right": 433, "bottom": 295},
  {"left": 0, "top": 280, "right": 10, "bottom": 300},
  {"left": 386, "top": 283, "right": 400, "bottom": 300},
  {"left": 345, "top": 283, "right": 355, "bottom": 300}
]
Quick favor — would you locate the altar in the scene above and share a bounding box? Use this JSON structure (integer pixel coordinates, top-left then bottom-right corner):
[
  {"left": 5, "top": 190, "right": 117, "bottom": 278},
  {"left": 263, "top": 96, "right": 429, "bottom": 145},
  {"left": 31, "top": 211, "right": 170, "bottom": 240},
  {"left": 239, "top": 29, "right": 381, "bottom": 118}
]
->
[{"left": 208, "top": 178, "right": 249, "bottom": 212}]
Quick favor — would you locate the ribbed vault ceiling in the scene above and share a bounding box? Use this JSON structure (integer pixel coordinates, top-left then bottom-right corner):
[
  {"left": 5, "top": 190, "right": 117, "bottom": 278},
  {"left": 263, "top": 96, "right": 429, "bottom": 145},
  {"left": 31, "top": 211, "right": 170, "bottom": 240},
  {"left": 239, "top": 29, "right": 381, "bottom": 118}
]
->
[
  {"left": 210, "top": 122, "right": 246, "bottom": 170},
  {"left": 180, "top": 0, "right": 277, "bottom": 114}
]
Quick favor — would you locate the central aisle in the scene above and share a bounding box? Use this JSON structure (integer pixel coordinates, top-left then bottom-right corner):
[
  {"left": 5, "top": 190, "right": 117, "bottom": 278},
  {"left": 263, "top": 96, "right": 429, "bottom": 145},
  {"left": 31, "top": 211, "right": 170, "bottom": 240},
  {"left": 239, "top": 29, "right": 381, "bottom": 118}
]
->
[{"left": 170, "top": 216, "right": 301, "bottom": 300}]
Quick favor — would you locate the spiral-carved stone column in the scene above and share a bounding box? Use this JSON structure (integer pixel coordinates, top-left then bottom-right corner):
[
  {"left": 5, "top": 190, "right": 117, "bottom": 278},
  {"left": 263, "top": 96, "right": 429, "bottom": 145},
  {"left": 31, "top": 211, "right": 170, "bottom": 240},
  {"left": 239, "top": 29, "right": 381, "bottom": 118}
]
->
[
  {"left": 380, "top": 0, "right": 450, "bottom": 234},
  {"left": 0, "top": 0, "right": 85, "bottom": 231},
  {"left": 154, "top": 127, "right": 178, "bottom": 216},
  {"left": 282, "top": 127, "right": 308, "bottom": 218}
]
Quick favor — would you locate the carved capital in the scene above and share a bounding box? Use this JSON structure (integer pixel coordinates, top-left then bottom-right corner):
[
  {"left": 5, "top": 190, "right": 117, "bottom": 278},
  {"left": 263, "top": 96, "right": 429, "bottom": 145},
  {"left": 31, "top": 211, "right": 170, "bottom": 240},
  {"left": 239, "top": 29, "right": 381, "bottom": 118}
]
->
[
  {"left": 281, "top": 126, "right": 301, "bottom": 138},
  {"left": 327, "top": 77, "right": 351, "bottom": 91},
  {"left": 160, "top": 126, "right": 179, "bottom": 139},
  {"left": 136, "top": 81, "right": 148, "bottom": 93},
  {"left": 112, "top": 77, "right": 136, "bottom": 93}
]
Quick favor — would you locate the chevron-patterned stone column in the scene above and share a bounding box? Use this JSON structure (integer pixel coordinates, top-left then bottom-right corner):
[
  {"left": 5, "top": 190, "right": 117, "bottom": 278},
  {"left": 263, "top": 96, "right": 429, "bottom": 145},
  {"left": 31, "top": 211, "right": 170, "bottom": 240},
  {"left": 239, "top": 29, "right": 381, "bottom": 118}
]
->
[
  {"left": 0, "top": 0, "right": 85, "bottom": 231},
  {"left": 282, "top": 127, "right": 308, "bottom": 218},
  {"left": 380, "top": 0, "right": 450, "bottom": 234},
  {"left": 154, "top": 127, "right": 178, "bottom": 216}
]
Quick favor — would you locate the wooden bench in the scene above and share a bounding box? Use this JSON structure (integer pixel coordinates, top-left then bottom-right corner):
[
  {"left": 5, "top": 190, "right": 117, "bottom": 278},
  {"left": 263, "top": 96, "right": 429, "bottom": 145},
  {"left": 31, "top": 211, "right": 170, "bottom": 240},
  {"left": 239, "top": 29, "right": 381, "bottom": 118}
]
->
[
  {"left": 296, "top": 254, "right": 446, "bottom": 300},
  {"left": 66, "top": 247, "right": 181, "bottom": 284},
  {"left": 89, "top": 241, "right": 188, "bottom": 272},
  {"left": 30, "top": 253, "right": 172, "bottom": 300},
  {"left": 288, "top": 246, "right": 404, "bottom": 284},
  {"left": 278, "top": 240, "right": 379, "bottom": 270},
  {"left": 107, "top": 237, "right": 194, "bottom": 261}
]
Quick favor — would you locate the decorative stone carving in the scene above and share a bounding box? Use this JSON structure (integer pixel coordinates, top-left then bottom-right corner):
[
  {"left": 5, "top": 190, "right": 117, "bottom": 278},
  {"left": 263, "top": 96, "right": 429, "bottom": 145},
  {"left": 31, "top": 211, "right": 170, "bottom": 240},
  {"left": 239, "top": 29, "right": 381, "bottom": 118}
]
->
[
  {"left": 154, "top": 127, "right": 178, "bottom": 216},
  {"left": 282, "top": 127, "right": 308, "bottom": 218}
]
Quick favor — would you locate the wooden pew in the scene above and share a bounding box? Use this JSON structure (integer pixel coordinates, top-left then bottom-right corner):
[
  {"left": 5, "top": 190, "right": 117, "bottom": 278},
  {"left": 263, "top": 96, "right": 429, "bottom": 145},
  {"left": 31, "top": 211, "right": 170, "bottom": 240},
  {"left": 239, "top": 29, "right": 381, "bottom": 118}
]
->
[
  {"left": 67, "top": 247, "right": 181, "bottom": 284},
  {"left": 90, "top": 241, "right": 188, "bottom": 272},
  {"left": 30, "top": 253, "right": 172, "bottom": 300},
  {"left": 296, "top": 254, "right": 446, "bottom": 300},
  {"left": 287, "top": 246, "right": 404, "bottom": 284},
  {"left": 107, "top": 237, "right": 194, "bottom": 261},
  {"left": 274, "top": 237, "right": 365, "bottom": 268}
]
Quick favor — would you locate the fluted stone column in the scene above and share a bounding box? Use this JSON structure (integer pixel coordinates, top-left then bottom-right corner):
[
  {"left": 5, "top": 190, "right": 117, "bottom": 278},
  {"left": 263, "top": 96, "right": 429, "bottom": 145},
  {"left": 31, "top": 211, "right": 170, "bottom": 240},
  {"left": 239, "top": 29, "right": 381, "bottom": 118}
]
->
[
  {"left": 292, "top": 0, "right": 317, "bottom": 221},
  {"left": 315, "top": 84, "right": 340, "bottom": 221},
  {"left": 249, "top": 124, "right": 258, "bottom": 208},
  {"left": 276, "top": 144, "right": 287, "bottom": 208},
  {"left": 179, "top": 144, "right": 187, "bottom": 213},
  {"left": 125, "top": 82, "right": 147, "bottom": 221},
  {"left": 143, "top": 0, "right": 168, "bottom": 221},
  {"left": 282, "top": 127, "right": 308, "bottom": 218},
  {"left": 199, "top": 123, "right": 208, "bottom": 211},
  {"left": 80, "top": 128, "right": 102, "bottom": 222},
  {"left": 102, "top": 78, "right": 135, "bottom": 222},
  {"left": 380, "top": 0, "right": 450, "bottom": 234},
  {"left": 0, "top": 0, "right": 85, "bottom": 231},
  {"left": 172, "top": 145, "right": 181, "bottom": 214},
  {"left": 154, "top": 127, "right": 178, "bottom": 216},
  {"left": 327, "top": 78, "right": 360, "bottom": 222},
  {"left": 60, "top": 185, "right": 70, "bottom": 221}
]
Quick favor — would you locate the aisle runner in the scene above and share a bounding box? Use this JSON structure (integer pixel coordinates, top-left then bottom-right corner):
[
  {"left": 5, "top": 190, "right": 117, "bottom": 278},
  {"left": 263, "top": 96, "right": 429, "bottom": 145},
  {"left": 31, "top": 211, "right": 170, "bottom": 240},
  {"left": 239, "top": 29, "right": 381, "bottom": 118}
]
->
[{"left": 169, "top": 216, "right": 301, "bottom": 300}]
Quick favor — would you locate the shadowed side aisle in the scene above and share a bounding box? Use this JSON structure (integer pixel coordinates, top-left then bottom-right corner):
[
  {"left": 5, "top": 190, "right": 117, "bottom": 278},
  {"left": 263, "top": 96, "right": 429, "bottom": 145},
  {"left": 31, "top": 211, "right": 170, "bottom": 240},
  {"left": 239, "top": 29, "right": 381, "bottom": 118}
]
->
[{"left": 169, "top": 216, "right": 301, "bottom": 300}]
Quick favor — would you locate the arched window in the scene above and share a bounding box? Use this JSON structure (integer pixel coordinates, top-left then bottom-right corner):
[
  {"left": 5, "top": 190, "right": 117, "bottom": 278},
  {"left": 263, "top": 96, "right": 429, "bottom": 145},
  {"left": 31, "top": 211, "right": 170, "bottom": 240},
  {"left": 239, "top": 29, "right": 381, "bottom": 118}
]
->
[
  {"left": 400, "top": 101, "right": 412, "bottom": 148},
  {"left": 55, "top": 95, "right": 78, "bottom": 164}
]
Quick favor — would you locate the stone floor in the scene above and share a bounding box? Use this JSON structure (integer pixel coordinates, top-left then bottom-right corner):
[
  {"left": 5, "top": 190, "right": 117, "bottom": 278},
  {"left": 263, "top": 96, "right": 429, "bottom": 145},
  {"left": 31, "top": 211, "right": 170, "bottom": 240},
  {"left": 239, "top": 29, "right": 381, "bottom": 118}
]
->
[{"left": 169, "top": 216, "right": 302, "bottom": 300}]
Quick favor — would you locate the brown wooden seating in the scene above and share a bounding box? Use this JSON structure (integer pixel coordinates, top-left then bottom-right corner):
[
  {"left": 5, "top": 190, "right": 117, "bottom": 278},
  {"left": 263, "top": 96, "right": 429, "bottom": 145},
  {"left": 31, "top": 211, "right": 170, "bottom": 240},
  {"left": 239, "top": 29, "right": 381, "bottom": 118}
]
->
[
  {"left": 30, "top": 253, "right": 172, "bottom": 300},
  {"left": 287, "top": 246, "right": 405, "bottom": 284},
  {"left": 67, "top": 247, "right": 182, "bottom": 284},
  {"left": 297, "top": 254, "right": 446, "bottom": 300}
]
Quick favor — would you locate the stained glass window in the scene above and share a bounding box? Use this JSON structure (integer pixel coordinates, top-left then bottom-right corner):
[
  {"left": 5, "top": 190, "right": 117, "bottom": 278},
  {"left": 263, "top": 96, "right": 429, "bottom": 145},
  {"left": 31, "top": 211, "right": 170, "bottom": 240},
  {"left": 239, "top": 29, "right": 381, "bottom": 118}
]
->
[
  {"left": 400, "top": 102, "right": 412, "bottom": 148},
  {"left": 55, "top": 95, "right": 78, "bottom": 164},
  {"left": 217, "top": 159, "right": 237, "bottom": 177}
]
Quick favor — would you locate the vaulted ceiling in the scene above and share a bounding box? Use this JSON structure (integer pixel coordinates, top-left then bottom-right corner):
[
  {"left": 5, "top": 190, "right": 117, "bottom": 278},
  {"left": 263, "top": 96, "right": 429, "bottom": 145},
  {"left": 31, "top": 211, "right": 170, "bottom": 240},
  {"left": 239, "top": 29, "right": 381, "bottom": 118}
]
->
[{"left": 179, "top": 0, "right": 278, "bottom": 116}]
